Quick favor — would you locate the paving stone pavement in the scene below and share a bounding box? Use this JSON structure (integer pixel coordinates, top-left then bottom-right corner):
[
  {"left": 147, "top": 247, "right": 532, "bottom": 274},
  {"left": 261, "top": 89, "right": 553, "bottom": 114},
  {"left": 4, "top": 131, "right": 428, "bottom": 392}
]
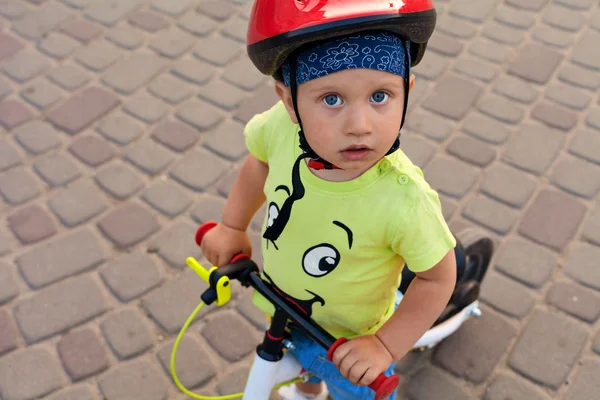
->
[{"left": 0, "top": 0, "right": 599, "bottom": 399}]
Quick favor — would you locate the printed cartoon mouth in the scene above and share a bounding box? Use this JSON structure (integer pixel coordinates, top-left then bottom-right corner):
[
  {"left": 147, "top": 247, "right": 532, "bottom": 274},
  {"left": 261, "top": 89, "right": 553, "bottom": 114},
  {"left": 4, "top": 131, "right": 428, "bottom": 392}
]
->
[{"left": 263, "top": 271, "right": 325, "bottom": 317}]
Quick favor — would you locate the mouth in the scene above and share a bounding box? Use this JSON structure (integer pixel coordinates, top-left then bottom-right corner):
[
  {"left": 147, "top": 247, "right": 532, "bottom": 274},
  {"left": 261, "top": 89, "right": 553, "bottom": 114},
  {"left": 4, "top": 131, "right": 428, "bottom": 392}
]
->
[{"left": 340, "top": 144, "right": 372, "bottom": 161}]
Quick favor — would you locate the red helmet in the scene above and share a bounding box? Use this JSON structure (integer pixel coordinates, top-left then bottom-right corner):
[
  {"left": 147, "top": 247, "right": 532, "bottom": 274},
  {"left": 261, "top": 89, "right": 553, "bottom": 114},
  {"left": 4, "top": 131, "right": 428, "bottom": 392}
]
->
[{"left": 247, "top": 0, "right": 437, "bottom": 78}]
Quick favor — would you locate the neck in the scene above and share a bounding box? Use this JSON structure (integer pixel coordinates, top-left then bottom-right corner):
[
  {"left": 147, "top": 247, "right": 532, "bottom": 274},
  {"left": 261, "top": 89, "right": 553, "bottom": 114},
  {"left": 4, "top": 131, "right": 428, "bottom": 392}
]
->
[{"left": 305, "top": 159, "right": 374, "bottom": 182}]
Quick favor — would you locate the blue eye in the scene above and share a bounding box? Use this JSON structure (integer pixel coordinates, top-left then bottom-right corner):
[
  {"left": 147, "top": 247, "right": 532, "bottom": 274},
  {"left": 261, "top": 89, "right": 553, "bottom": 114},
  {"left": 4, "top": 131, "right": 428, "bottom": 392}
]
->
[
  {"left": 370, "top": 91, "right": 388, "bottom": 103},
  {"left": 323, "top": 95, "right": 342, "bottom": 106}
]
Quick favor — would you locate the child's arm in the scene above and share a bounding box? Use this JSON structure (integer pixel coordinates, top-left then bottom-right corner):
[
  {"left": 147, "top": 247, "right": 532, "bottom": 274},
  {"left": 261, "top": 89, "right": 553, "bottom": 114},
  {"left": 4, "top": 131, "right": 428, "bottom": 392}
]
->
[{"left": 200, "top": 154, "right": 268, "bottom": 266}]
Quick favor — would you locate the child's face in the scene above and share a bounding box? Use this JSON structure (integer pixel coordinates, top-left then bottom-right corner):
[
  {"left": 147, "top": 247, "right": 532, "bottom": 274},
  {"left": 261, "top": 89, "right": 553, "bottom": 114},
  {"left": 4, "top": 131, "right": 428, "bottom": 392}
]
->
[{"left": 277, "top": 68, "right": 415, "bottom": 172}]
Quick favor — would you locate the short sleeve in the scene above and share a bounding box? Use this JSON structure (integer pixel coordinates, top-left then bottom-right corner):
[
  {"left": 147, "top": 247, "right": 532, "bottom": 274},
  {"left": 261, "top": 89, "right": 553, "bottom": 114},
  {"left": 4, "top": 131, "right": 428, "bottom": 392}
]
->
[
  {"left": 244, "top": 110, "right": 270, "bottom": 163},
  {"left": 391, "top": 187, "right": 456, "bottom": 273}
]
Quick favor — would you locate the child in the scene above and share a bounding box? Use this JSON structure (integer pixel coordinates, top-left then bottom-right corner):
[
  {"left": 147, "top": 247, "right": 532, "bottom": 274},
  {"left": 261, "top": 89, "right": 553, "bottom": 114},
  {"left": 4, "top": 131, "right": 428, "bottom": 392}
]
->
[{"left": 200, "top": 1, "right": 457, "bottom": 399}]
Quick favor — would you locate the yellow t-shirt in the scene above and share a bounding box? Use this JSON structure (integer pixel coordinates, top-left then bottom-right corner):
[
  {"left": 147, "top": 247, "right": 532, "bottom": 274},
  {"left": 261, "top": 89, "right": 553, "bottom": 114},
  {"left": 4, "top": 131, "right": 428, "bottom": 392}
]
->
[{"left": 245, "top": 101, "right": 456, "bottom": 339}]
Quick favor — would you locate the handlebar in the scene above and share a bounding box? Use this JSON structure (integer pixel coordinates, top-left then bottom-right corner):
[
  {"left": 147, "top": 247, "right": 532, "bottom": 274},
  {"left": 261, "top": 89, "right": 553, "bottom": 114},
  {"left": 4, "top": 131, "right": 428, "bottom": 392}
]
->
[{"left": 195, "top": 221, "right": 399, "bottom": 400}]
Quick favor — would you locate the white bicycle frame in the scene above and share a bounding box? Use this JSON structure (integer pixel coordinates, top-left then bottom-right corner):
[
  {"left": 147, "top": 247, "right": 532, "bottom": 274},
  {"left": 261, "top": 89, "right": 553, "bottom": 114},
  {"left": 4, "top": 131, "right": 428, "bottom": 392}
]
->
[{"left": 241, "top": 299, "right": 482, "bottom": 400}]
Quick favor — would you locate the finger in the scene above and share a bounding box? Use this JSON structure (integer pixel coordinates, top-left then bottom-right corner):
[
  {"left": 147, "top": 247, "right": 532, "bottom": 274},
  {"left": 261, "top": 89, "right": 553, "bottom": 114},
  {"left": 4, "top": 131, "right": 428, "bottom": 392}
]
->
[
  {"left": 332, "top": 342, "right": 352, "bottom": 367},
  {"left": 358, "top": 367, "right": 378, "bottom": 387},
  {"left": 348, "top": 361, "right": 368, "bottom": 386},
  {"left": 338, "top": 352, "right": 358, "bottom": 378}
]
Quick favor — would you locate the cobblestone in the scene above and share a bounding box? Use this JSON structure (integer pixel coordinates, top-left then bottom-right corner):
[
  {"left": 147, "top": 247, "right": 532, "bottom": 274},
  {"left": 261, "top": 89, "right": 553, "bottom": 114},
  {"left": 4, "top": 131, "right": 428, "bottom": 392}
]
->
[
  {"left": 0, "top": 99, "right": 33, "bottom": 130},
  {"left": 0, "top": 141, "right": 21, "bottom": 172},
  {"left": 38, "top": 33, "right": 80, "bottom": 59},
  {"left": 97, "top": 202, "right": 160, "bottom": 248},
  {"left": 13, "top": 275, "right": 108, "bottom": 343},
  {"left": 508, "top": 310, "right": 587, "bottom": 388},
  {"left": 48, "top": 65, "right": 90, "bottom": 91},
  {"left": 461, "top": 112, "right": 510, "bottom": 144},
  {"left": 177, "top": 11, "right": 217, "bottom": 36},
  {"left": 545, "top": 83, "right": 592, "bottom": 110},
  {"left": 21, "top": 80, "right": 64, "bottom": 110},
  {"left": 2, "top": 50, "right": 50, "bottom": 83},
  {"left": 95, "top": 161, "right": 144, "bottom": 199},
  {"left": 0, "top": 166, "right": 41, "bottom": 205},
  {"left": 12, "top": 2, "right": 72, "bottom": 40},
  {"left": 149, "top": 220, "right": 201, "bottom": 269},
  {"left": 551, "top": 155, "right": 600, "bottom": 199},
  {"left": 85, "top": 0, "right": 146, "bottom": 26},
  {"left": 405, "top": 111, "right": 455, "bottom": 142},
  {"left": 223, "top": 57, "right": 268, "bottom": 91},
  {"left": 446, "top": 135, "right": 496, "bottom": 167},
  {"left": 480, "top": 163, "right": 536, "bottom": 208},
  {"left": 462, "top": 194, "right": 519, "bottom": 234},
  {"left": 0, "top": 262, "right": 19, "bottom": 305},
  {"left": 413, "top": 51, "right": 450, "bottom": 80},
  {"left": 0, "top": 348, "right": 65, "bottom": 399},
  {"left": 57, "top": 328, "right": 109, "bottom": 381},
  {"left": 449, "top": 0, "right": 498, "bottom": 22},
  {"left": 142, "top": 180, "right": 192, "bottom": 217},
  {"left": 582, "top": 204, "right": 600, "bottom": 246},
  {"left": 422, "top": 75, "right": 483, "bottom": 120},
  {"left": 406, "top": 366, "right": 473, "bottom": 400},
  {"left": 400, "top": 135, "right": 437, "bottom": 168},
  {"left": 423, "top": 156, "right": 479, "bottom": 198},
  {"left": 546, "top": 282, "right": 600, "bottom": 322},
  {"left": 480, "top": 271, "right": 536, "bottom": 318},
  {"left": 571, "top": 30, "right": 600, "bottom": 70},
  {"left": 565, "top": 358, "right": 600, "bottom": 400},
  {"left": 194, "top": 35, "right": 242, "bottom": 66},
  {"left": 126, "top": 139, "right": 174, "bottom": 175},
  {"left": 97, "top": 112, "right": 144, "bottom": 145},
  {"left": 201, "top": 310, "right": 259, "bottom": 362},
  {"left": 103, "top": 53, "right": 167, "bottom": 94},
  {"left": 157, "top": 335, "right": 216, "bottom": 388},
  {"left": 476, "top": 93, "right": 525, "bottom": 124},
  {"left": 98, "top": 359, "right": 167, "bottom": 400},
  {"left": 128, "top": 10, "right": 169, "bottom": 32},
  {"left": 493, "top": 75, "right": 538, "bottom": 104},
  {"left": 494, "top": 5, "right": 536, "bottom": 29},
  {"left": 190, "top": 194, "right": 226, "bottom": 225},
  {"left": 502, "top": 123, "right": 564, "bottom": 175},
  {"left": 196, "top": 0, "right": 236, "bottom": 21},
  {"left": 151, "top": 119, "right": 199, "bottom": 152},
  {"left": 14, "top": 121, "right": 61, "bottom": 155},
  {"left": 568, "top": 128, "right": 600, "bottom": 165},
  {"left": 176, "top": 100, "right": 224, "bottom": 130},
  {"left": 0, "top": 2, "right": 28, "bottom": 20},
  {"left": 509, "top": 43, "right": 563, "bottom": 84},
  {"left": 564, "top": 242, "right": 600, "bottom": 291},
  {"left": 532, "top": 24, "right": 574, "bottom": 49},
  {"left": 101, "top": 309, "right": 154, "bottom": 359},
  {"left": 61, "top": 19, "right": 103, "bottom": 44},
  {"left": 198, "top": 79, "right": 247, "bottom": 110},
  {"left": 172, "top": 58, "right": 215, "bottom": 85},
  {"left": 152, "top": 0, "right": 195, "bottom": 16},
  {"left": 483, "top": 22, "right": 525, "bottom": 45},
  {"left": 105, "top": 25, "right": 145, "bottom": 49},
  {"left": 100, "top": 251, "right": 163, "bottom": 302},
  {"left": 204, "top": 120, "right": 248, "bottom": 160},
  {"left": 559, "top": 63, "right": 600, "bottom": 90},
  {"left": 148, "top": 74, "right": 193, "bottom": 104},
  {"left": 234, "top": 84, "right": 280, "bottom": 124},
  {"left": 0, "top": 308, "right": 18, "bottom": 356},
  {"left": 531, "top": 102, "right": 578, "bottom": 131},
  {"left": 48, "top": 180, "right": 108, "bottom": 227},
  {"left": 68, "top": 134, "right": 116, "bottom": 167},
  {"left": 542, "top": 4, "right": 585, "bottom": 32},
  {"left": 484, "top": 374, "right": 552, "bottom": 400},
  {"left": 48, "top": 385, "right": 96, "bottom": 400},
  {"left": 149, "top": 28, "right": 195, "bottom": 58},
  {"left": 453, "top": 57, "right": 498, "bottom": 83},
  {"left": 170, "top": 148, "right": 229, "bottom": 191},
  {"left": 588, "top": 109, "right": 600, "bottom": 130},
  {"left": 75, "top": 41, "right": 122, "bottom": 72},
  {"left": 8, "top": 204, "right": 57, "bottom": 244},
  {"left": 427, "top": 31, "right": 463, "bottom": 57},
  {"left": 495, "top": 237, "right": 558, "bottom": 288}
]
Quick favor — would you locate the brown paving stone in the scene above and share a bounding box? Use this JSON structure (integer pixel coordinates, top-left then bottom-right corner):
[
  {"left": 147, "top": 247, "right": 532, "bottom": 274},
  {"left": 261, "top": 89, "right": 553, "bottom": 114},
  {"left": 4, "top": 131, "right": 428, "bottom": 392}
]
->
[
  {"left": 57, "top": 328, "right": 109, "bottom": 381},
  {"left": 446, "top": 135, "right": 496, "bottom": 167},
  {"left": 508, "top": 43, "right": 563, "bottom": 84},
  {"left": 422, "top": 74, "right": 483, "bottom": 120},
  {"left": 201, "top": 311, "right": 260, "bottom": 362},
  {"left": 151, "top": 119, "right": 200, "bottom": 152},
  {"left": 157, "top": 334, "right": 216, "bottom": 389},
  {"left": 97, "top": 203, "right": 160, "bottom": 248},
  {"left": 0, "top": 99, "right": 34, "bottom": 130},
  {"left": 128, "top": 10, "right": 169, "bottom": 32},
  {"left": 61, "top": 19, "right": 103, "bottom": 43},
  {"left": 68, "top": 134, "right": 116, "bottom": 167},
  {"left": 564, "top": 358, "right": 600, "bottom": 400},
  {"left": 564, "top": 242, "right": 600, "bottom": 291},
  {"left": 0, "top": 309, "right": 18, "bottom": 356},
  {"left": 531, "top": 102, "right": 578, "bottom": 131},
  {"left": 0, "top": 32, "right": 24, "bottom": 61},
  {"left": 7, "top": 204, "right": 57, "bottom": 244},
  {"left": 546, "top": 282, "right": 600, "bottom": 322}
]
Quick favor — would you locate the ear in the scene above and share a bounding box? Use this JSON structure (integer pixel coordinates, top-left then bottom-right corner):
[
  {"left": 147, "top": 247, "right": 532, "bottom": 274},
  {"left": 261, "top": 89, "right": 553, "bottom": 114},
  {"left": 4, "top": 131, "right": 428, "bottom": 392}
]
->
[
  {"left": 408, "top": 74, "right": 415, "bottom": 93},
  {"left": 274, "top": 81, "right": 299, "bottom": 124}
]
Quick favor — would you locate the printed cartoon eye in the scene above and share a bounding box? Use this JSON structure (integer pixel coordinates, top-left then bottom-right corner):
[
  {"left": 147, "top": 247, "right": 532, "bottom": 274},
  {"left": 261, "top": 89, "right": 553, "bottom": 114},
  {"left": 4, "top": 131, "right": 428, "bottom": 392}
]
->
[
  {"left": 370, "top": 91, "right": 389, "bottom": 104},
  {"left": 323, "top": 94, "right": 342, "bottom": 107},
  {"left": 267, "top": 202, "right": 279, "bottom": 228},
  {"left": 302, "top": 244, "right": 340, "bottom": 277}
]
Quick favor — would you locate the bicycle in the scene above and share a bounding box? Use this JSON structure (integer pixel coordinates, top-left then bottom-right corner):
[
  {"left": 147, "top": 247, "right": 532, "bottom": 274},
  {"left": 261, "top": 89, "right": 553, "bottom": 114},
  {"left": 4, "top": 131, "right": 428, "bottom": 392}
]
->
[{"left": 170, "top": 221, "right": 494, "bottom": 400}]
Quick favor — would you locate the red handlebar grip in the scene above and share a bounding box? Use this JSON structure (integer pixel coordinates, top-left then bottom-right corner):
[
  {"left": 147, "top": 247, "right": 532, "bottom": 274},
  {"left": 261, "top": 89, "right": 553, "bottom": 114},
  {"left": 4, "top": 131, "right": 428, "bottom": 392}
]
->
[
  {"left": 326, "top": 338, "right": 399, "bottom": 400},
  {"left": 195, "top": 221, "right": 217, "bottom": 246}
]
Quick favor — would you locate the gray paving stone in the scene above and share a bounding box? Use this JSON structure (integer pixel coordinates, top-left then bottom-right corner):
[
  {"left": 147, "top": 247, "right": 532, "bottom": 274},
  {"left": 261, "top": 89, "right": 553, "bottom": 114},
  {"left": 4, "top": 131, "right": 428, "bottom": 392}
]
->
[
  {"left": 170, "top": 148, "right": 229, "bottom": 192},
  {"left": 194, "top": 35, "right": 242, "bottom": 66},
  {"left": 57, "top": 328, "right": 109, "bottom": 381},
  {"left": 0, "top": 1, "right": 29, "bottom": 20},
  {"left": 423, "top": 74, "right": 482, "bottom": 120},
  {"left": 559, "top": 63, "right": 600, "bottom": 90},
  {"left": 0, "top": 99, "right": 33, "bottom": 131},
  {"left": 47, "top": 65, "right": 91, "bottom": 91},
  {"left": 233, "top": 84, "right": 279, "bottom": 124},
  {"left": 171, "top": 58, "right": 215, "bottom": 85},
  {"left": 591, "top": 10, "right": 600, "bottom": 31},
  {"left": 97, "top": 112, "right": 144, "bottom": 146},
  {"left": 216, "top": 365, "right": 252, "bottom": 396},
  {"left": 480, "top": 271, "right": 535, "bottom": 318},
  {"left": 453, "top": 57, "right": 498, "bottom": 83},
  {"left": 48, "top": 87, "right": 121, "bottom": 135},
  {"left": 427, "top": 31, "right": 464, "bottom": 57},
  {"left": 588, "top": 108, "right": 600, "bottom": 131},
  {"left": 198, "top": 79, "right": 247, "bottom": 110},
  {"left": 0, "top": 261, "right": 19, "bottom": 305},
  {"left": 149, "top": 28, "right": 195, "bottom": 58},
  {"left": 99, "top": 251, "right": 163, "bottom": 302},
  {"left": 399, "top": 134, "right": 437, "bottom": 168},
  {"left": 97, "top": 202, "right": 160, "bottom": 248},
  {"left": 0, "top": 166, "right": 41, "bottom": 205},
  {"left": 128, "top": 10, "right": 169, "bottom": 32},
  {"left": 0, "top": 32, "right": 24, "bottom": 62},
  {"left": 68, "top": 134, "right": 116, "bottom": 167},
  {"left": 101, "top": 309, "right": 154, "bottom": 359},
  {"left": 551, "top": 155, "right": 600, "bottom": 199},
  {"left": 203, "top": 120, "right": 248, "bottom": 160},
  {"left": 157, "top": 334, "right": 217, "bottom": 388},
  {"left": 495, "top": 237, "right": 557, "bottom": 288},
  {"left": 196, "top": 0, "right": 236, "bottom": 21},
  {"left": 433, "top": 306, "right": 517, "bottom": 383},
  {"left": 0, "top": 308, "right": 18, "bottom": 356},
  {"left": 236, "top": 292, "right": 268, "bottom": 330},
  {"left": 201, "top": 310, "right": 259, "bottom": 362},
  {"left": 141, "top": 268, "right": 212, "bottom": 333},
  {"left": 12, "top": 2, "right": 72, "bottom": 40},
  {"left": 509, "top": 43, "right": 563, "bottom": 83},
  {"left": 216, "top": 165, "right": 241, "bottom": 197},
  {"left": 407, "top": 366, "right": 474, "bottom": 400},
  {"left": 126, "top": 140, "right": 174, "bottom": 175},
  {"left": 564, "top": 358, "right": 600, "bottom": 400},
  {"left": 546, "top": 282, "right": 600, "bottom": 322},
  {"left": 47, "top": 385, "right": 97, "bottom": 400},
  {"left": 152, "top": 0, "right": 195, "bottom": 16},
  {"left": 462, "top": 194, "right": 519, "bottom": 235},
  {"left": 405, "top": 111, "right": 455, "bottom": 142},
  {"left": 545, "top": 83, "right": 592, "bottom": 110},
  {"left": 124, "top": 92, "right": 169, "bottom": 123},
  {"left": 85, "top": 0, "right": 146, "bottom": 26},
  {"left": 98, "top": 359, "right": 167, "bottom": 400},
  {"left": 484, "top": 373, "right": 552, "bottom": 400},
  {"left": 16, "top": 228, "right": 105, "bottom": 289},
  {"left": 480, "top": 163, "right": 537, "bottom": 208},
  {"left": 149, "top": 221, "right": 201, "bottom": 269},
  {"left": 483, "top": 22, "right": 525, "bottom": 45},
  {"left": 102, "top": 53, "right": 168, "bottom": 94},
  {"left": 33, "top": 152, "right": 81, "bottom": 187},
  {"left": 502, "top": 123, "right": 564, "bottom": 175},
  {"left": 2, "top": 50, "right": 50, "bottom": 83},
  {"left": 142, "top": 180, "right": 192, "bottom": 217},
  {"left": 533, "top": 24, "right": 574, "bottom": 48},
  {"left": 148, "top": 74, "right": 192, "bottom": 104},
  {"left": 582, "top": 204, "right": 600, "bottom": 246},
  {"left": 0, "top": 77, "right": 12, "bottom": 100},
  {"left": 571, "top": 30, "right": 600, "bottom": 70},
  {"left": 493, "top": 75, "right": 538, "bottom": 104},
  {"left": 0, "top": 347, "right": 65, "bottom": 399},
  {"left": 48, "top": 180, "right": 108, "bottom": 227},
  {"left": 476, "top": 93, "right": 525, "bottom": 124},
  {"left": 520, "top": 189, "right": 587, "bottom": 251},
  {"left": 13, "top": 274, "right": 108, "bottom": 343},
  {"left": 556, "top": 0, "right": 594, "bottom": 8},
  {"left": 60, "top": 0, "right": 97, "bottom": 9},
  {"left": 176, "top": 100, "right": 224, "bottom": 131},
  {"left": 223, "top": 57, "right": 268, "bottom": 91},
  {"left": 508, "top": 310, "right": 587, "bottom": 388},
  {"left": 151, "top": 119, "right": 199, "bottom": 152},
  {"left": 449, "top": 0, "right": 497, "bottom": 22},
  {"left": 8, "top": 204, "right": 57, "bottom": 244},
  {"left": 592, "top": 332, "right": 600, "bottom": 354},
  {"left": 423, "top": 156, "right": 479, "bottom": 199},
  {"left": 0, "top": 231, "right": 10, "bottom": 256},
  {"left": 177, "top": 11, "right": 218, "bottom": 36},
  {"left": 564, "top": 242, "right": 600, "bottom": 291},
  {"left": 21, "top": 80, "right": 64, "bottom": 110},
  {"left": 446, "top": 135, "right": 496, "bottom": 167},
  {"left": 413, "top": 51, "right": 450, "bottom": 80},
  {"left": 189, "top": 194, "right": 226, "bottom": 225},
  {"left": 95, "top": 161, "right": 144, "bottom": 200},
  {"left": 61, "top": 19, "right": 103, "bottom": 43},
  {"left": 494, "top": 5, "right": 536, "bottom": 29},
  {"left": 543, "top": 4, "right": 585, "bottom": 32},
  {"left": 531, "top": 102, "right": 578, "bottom": 132},
  {"left": 105, "top": 25, "right": 145, "bottom": 49},
  {"left": 37, "top": 32, "right": 80, "bottom": 59},
  {"left": 437, "top": 15, "right": 478, "bottom": 38},
  {"left": 75, "top": 41, "right": 121, "bottom": 72},
  {"left": 13, "top": 121, "right": 61, "bottom": 155}
]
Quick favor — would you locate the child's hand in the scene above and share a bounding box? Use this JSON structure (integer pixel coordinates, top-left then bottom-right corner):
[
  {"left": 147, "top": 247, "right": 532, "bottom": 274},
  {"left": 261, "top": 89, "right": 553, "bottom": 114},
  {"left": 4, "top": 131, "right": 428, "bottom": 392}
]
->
[
  {"left": 331, "top": 334, "right": 394, "bottom": 386},
  {"left": 200, "top": 223, "right": 252, "bottom": 267}
]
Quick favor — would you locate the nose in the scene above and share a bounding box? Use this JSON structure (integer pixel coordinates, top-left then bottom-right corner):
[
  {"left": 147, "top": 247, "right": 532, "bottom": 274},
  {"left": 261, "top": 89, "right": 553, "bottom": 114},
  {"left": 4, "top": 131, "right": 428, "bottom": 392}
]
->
[{"left": 344, "top": 104, "right": 371, "bottom": 137}]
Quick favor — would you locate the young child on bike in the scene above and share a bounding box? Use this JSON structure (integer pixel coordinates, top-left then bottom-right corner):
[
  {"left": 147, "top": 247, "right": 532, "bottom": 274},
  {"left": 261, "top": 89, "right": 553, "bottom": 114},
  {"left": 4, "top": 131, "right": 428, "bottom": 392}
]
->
[{"left": 200, "top": 1, "right": 457, "bottom": 399}]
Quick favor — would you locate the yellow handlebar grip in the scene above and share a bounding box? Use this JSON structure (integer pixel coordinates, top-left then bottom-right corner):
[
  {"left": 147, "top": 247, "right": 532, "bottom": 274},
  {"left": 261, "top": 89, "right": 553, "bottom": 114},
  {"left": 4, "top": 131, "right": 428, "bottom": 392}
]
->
[{"left": 186, "top": 257, "right": 211, "bottom": 283}]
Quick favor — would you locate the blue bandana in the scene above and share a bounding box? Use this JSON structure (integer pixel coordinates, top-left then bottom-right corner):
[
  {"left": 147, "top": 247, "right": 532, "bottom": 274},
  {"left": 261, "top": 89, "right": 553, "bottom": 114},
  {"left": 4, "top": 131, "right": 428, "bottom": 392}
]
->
[{"left": 282, "top": 31, "right": 410, "bottom": 87}]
